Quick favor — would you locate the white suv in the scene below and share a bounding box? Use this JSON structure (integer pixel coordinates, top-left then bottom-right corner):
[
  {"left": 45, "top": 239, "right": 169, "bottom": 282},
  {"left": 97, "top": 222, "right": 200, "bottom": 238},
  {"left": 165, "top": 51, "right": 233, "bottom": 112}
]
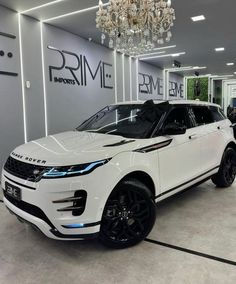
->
[{"left": 2, "top": 100, "right": 236, "bottom": 248}]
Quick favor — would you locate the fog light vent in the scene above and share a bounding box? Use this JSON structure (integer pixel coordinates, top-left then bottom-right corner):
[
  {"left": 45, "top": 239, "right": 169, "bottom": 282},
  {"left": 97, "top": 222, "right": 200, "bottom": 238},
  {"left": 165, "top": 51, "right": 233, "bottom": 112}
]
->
[{"left": 53, "top": 190, "right": 87, "bottom": 216}]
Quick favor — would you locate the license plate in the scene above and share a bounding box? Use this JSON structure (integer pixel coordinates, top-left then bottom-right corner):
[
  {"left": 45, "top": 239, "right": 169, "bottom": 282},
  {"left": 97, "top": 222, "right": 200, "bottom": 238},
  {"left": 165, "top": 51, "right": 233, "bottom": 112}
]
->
[{"left": 5, "top": 182, "right": 21, "bottom": 201}]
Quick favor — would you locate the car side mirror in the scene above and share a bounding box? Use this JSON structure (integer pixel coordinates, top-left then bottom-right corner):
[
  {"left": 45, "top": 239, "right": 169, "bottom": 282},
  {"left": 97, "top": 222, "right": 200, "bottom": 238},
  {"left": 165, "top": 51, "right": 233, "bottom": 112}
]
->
[{"left": 163, "top": 122, "right": 187, "bottom": 136}]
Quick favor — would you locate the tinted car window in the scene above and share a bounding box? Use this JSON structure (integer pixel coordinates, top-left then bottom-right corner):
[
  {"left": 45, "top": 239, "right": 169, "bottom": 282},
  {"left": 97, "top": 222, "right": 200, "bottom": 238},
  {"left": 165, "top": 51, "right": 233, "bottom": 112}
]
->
[
  {"left": 210, "top": 106, "right": 226, "bottom": 122},
  {"left": 164, "top": 107, "right": 191, "bottom": 129},
  {"left": 77, "top": 102, "right": 169, "bottom": 139},
  {"left": 191, "top": 106, "right": 214, "bottom": 126}
]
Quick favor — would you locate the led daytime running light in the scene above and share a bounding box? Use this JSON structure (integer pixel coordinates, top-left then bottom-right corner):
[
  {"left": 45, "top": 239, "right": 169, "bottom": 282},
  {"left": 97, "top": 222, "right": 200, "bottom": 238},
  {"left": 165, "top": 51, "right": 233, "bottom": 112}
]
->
[{"left": 43, "top": 159, "right": 110, "bottom": 178}]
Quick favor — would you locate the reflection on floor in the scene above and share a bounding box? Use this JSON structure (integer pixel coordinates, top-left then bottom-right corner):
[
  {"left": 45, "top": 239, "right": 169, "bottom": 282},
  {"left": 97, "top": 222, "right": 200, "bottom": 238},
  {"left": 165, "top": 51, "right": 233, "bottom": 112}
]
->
[{"left": 0, "top": 180, "right": 236, "bottom": 284}]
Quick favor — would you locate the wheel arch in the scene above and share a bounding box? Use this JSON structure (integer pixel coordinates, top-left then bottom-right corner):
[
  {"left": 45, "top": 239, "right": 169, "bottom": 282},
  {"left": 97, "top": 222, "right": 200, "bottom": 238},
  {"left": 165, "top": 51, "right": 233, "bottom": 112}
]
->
[
  {"left": 118, "top": 171, "right": 156, "bottom": 197},
  {"left": 226, "top": 141, "right": 236, "bottom": 152}
]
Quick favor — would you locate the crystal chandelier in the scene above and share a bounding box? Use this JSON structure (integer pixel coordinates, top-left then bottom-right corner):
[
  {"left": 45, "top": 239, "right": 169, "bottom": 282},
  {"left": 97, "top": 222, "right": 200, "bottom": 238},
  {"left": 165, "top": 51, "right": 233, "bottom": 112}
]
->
[{"left": 96, "top": 0, "right": 176, "bottom": 55}]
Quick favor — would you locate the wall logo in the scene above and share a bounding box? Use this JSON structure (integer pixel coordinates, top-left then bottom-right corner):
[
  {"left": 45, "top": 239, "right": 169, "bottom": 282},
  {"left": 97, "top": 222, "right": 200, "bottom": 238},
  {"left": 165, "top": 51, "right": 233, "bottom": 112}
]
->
[
  {"left": 139, "top": 72, "right": 164, "bottom": 96},
  {"left": 139, "top": 72, "right": 184, "bottom": 98},
  {"left": 48, "top": 46, "right": 113, "bottom": 89},
  {"left": 169, "top": 81, "right": 184, "bottom": 98},
  {"left": 0, "top": 31, "right": 18, "bottom": 77}
]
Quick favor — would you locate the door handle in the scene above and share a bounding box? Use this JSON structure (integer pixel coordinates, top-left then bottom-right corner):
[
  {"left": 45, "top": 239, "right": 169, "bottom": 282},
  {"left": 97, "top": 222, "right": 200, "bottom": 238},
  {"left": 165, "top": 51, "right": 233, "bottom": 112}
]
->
[{"left": 189, "top": 134, "right": 198, "bottom": 140}]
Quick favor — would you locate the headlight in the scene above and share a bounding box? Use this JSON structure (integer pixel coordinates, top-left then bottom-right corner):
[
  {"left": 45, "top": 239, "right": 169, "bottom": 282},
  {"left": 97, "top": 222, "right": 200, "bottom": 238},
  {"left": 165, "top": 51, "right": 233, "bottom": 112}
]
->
[{"left": 42, "top": 159, "right": 111, "bottom": 179}]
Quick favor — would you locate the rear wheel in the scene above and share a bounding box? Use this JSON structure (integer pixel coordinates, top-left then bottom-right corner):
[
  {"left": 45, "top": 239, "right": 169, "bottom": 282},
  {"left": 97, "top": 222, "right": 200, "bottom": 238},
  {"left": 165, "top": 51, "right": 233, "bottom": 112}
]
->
[
  {"left": 99, "top": 179, "right": 156, "bottom": 249},
  {"left": 211, "top": 147, "right": 236, "bottom": 187}
]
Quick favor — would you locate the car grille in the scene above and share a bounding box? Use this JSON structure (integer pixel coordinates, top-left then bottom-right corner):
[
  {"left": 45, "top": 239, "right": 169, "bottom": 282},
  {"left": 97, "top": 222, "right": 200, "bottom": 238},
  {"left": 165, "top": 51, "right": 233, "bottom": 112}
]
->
[{"left": 4, "top": 156, "right": 46, "bottom": 182}]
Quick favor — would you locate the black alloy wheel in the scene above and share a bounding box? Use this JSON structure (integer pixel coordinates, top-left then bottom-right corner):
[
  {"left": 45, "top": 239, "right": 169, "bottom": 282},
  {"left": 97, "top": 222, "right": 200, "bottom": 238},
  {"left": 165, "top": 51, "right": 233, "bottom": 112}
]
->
[
  {"left": 99, "top": 179, "right": 156, "bottom": 249},
  {"left": 212, "top": 147, "right": 236, "bottom": 187}
]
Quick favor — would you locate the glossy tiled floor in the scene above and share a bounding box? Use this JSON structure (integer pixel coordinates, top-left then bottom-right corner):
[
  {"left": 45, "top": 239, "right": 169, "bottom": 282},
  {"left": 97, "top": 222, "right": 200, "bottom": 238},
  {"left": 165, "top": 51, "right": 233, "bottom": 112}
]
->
[{"left": 0, "top": 181, "right": 236, "bottom": 284}]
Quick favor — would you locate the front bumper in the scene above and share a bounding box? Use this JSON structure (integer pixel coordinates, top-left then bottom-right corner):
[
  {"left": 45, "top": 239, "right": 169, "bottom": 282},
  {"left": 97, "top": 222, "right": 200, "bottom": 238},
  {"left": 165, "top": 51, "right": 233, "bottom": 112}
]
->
[
  {"left": 4, "top": 197, "right": 99, "bottom": 240},
  {"left": 1, "top": 168, "right": 109, "bottom": 240}
]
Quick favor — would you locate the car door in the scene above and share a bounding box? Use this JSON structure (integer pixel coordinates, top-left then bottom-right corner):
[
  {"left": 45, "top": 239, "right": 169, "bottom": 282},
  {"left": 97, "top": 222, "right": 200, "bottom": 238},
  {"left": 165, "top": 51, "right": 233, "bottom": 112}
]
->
[
  {"left": 157, "top": 105, "right": 203, "bottom": 195},
  {"left": 209, "top": 106, "right": 229, "bottom": 164},
  {"left": 190, "top": 106, "right": 222, "bottom": 171}
]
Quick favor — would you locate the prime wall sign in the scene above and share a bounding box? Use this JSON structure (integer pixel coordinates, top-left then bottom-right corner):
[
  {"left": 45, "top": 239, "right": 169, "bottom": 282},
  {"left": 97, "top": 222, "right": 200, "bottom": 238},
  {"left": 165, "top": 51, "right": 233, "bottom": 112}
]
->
[
  {"left": 47, "top": 46, "right": 113, "bottom": 89},
  {"left": 169, "top": 80, "right": 184, "bottom": 98},
  {"left": 139, "top": 72, "right": 164, "bottom": 96},
  {"left": 138, "top": 72, "right": 184, "bottom": 99}
]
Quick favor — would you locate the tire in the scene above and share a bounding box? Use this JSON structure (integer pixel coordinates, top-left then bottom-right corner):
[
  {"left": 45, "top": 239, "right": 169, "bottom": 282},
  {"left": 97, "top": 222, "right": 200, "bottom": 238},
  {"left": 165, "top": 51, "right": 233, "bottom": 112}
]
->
[
  {"left": 99, "top": 178, "right": 156, "bottom": 249},
  {"left": 211, "top": 147, "right": 236, "bottom": 187}
]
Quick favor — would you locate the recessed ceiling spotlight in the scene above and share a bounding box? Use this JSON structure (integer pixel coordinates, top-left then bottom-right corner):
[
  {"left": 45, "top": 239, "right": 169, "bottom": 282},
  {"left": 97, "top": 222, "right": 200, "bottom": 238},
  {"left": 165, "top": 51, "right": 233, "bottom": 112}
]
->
[
  {"left": 215, "top": 47, "right": 225, "bottom": 52},
  {"left": 234, "top": 72, "right": 236, "bottom": 74},
  {"left": 191, "top": 15, "right": 205, "bottom": 22},
  {"left": 227, "top": 63, "right": 234, "bottom": 66}
]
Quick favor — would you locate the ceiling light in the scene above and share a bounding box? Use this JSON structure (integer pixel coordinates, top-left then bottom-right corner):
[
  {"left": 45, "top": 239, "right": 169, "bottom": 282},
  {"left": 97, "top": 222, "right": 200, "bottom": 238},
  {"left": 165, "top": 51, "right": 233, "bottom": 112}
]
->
[
  {"left": 169, "top": 66, "right": 206, "bottom": 72},
  {"left": 136, "top": 51, "right": 166, "bottom": 58},
  {"left": 167, "top": 66, "right": 193, "bottom": 71},
  {"left": 191, "top": 15, "right": 205, "bottom": 22},
  {"left": 193, "top": 66, "right": 207, "bottom": 70},
  {"left": 152, "top": 45, "right": 176, "bottom": 51},
  {"left": 135, "top": 45, "right": 176, "bottom": 57},
  {"left": 215, "top": 47, "right": 225, "bottom": 52},
  {"left": 234, "top": 72, "right": 236, "bottom": 74},
  {"left": 18, "top": 14, "right": 27, "bottom": 143},
  {"left": 21, "top": 0, "right": 65, "bottom": 14},
  {"left": 96, "top": 0, "right": 176, "bottom": 55},
  {"left": 172, "top": 53, "right": 181, "bottom": 57},
  {"left": 227, "top": 63, "right": 234, "bottom": 66},
  {"left": 211, "top": 75, "right": 235, "bottom": 79},
  {"left": 43, "top": 2, "right": 109, "bottom": 22},
  {"left": 140, "top": 52, "right": 186, "bottom": 61}
]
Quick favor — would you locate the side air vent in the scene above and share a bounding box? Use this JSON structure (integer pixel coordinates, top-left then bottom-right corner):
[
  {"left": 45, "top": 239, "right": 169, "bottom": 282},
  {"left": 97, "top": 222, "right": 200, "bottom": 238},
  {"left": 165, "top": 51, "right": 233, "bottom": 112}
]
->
[
  {"left": 103, "top": 140, "right": 135, "bottom": 147},
  {"left": 53, "top": 190, "right": 87, "bottom": 216}
]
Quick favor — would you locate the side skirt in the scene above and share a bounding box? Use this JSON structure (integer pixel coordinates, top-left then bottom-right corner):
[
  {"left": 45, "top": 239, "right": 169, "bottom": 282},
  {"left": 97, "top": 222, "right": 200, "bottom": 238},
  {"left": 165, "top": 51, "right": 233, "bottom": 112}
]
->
[
  {"left": 155, "top": 166, "right": 219, "bottom": 202},
  {"left": 155, "top": 176, "right": 212, "bottom": 204}
]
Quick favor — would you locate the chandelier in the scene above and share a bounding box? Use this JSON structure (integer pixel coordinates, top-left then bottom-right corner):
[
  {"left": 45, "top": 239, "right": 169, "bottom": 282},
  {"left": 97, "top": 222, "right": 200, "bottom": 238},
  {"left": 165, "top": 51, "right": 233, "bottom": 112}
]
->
[{"left": 96, "top": 0, "right": 175, "bottom": 55}]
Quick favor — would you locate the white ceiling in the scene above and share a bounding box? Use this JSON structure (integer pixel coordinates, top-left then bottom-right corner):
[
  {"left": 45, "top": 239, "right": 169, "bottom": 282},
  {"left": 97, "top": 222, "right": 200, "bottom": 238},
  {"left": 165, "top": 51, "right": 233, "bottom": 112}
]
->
[{"left": 1, "top": 0, "right": 236, "bottom": 78}]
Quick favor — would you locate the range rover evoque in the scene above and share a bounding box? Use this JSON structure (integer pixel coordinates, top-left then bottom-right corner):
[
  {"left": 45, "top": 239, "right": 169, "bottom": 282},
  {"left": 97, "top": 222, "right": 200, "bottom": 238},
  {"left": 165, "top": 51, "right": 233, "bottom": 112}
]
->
[{"left": 2, "top": 100, "right": 236, "bottom": 248}]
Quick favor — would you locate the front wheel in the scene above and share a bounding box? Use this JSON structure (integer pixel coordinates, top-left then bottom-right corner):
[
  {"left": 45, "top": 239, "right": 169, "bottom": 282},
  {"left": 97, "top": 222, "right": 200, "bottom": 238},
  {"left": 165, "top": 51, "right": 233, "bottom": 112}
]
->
[
  {"left": 212, "top": 147, "right": 236, "bottom": 187},
  {"left": 99, "top": 179, "right": 156, "bottom": 249}
]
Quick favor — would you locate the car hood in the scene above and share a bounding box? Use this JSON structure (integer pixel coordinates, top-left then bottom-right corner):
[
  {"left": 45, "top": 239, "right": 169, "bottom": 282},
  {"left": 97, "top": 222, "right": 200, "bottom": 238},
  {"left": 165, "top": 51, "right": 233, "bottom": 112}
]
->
[{"left": 10, "top": 131, "right": 142, "bottom": 166}]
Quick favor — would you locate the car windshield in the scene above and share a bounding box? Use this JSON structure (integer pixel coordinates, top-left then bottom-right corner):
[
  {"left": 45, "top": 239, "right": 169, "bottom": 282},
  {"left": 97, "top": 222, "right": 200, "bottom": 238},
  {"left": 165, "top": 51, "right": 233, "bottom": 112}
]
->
[{"left": 77, "top": 101, "right": 169, "bottom": 139}]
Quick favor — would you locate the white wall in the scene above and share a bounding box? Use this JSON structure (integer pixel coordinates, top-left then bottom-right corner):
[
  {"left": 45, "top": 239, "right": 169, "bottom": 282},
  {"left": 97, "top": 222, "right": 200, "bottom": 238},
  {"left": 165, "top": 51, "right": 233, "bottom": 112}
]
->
[
  {"left": 21, "top": 16, "right": 45, "bottom": 140},
  {"left": 0, "top": 7, "right": 25, "bottom": 168}
]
